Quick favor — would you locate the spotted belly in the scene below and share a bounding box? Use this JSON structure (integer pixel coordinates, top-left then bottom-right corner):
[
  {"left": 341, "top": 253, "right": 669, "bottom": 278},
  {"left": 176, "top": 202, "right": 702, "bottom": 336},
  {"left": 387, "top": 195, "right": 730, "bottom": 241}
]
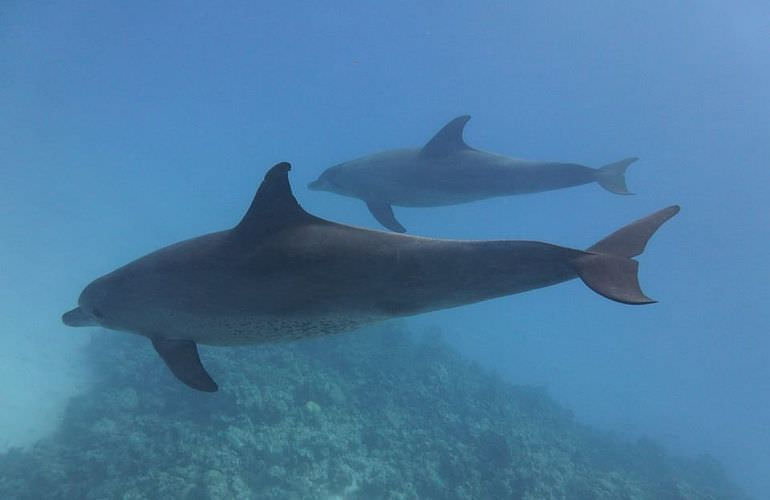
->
[{"left": 174, "top": 312, "right": 382, "bottom": 346}]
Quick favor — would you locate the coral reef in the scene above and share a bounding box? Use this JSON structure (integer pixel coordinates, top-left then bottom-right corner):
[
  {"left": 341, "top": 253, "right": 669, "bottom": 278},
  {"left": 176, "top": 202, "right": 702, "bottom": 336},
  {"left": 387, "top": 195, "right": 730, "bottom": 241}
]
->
[{"left": 0, "top": 324, "right": 750, "bottom": 499}]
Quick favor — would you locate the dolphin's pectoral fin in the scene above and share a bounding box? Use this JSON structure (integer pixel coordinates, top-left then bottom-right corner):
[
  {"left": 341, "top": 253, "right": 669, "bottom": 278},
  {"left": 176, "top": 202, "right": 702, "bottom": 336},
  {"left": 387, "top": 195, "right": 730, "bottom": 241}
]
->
[
  {"left": 151, "top": 338, "right": 218, "bottom": 392},
  {"left": 420, "top": 115, "right": 475, "bottom": 158},
  {"left": 366, "top": 201, "right": 406, "bottom": 233}
]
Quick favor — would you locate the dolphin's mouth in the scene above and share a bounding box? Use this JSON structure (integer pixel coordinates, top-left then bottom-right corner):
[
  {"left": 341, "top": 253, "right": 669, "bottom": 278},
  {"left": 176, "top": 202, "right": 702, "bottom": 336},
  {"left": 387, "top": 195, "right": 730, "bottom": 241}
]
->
[
  {"left": 62, "top": 307, "right": 98, "bottom": 327},
  {"left": 308, "top": 180, "right": 323, "bottom": 190}
]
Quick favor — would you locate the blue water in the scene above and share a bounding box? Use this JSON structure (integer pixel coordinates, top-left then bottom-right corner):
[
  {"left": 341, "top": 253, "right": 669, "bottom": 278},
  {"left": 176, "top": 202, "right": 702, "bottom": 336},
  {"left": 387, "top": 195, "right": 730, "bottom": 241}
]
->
[{"left": 1, "top": 2, "right": 768, "bottom": 496}]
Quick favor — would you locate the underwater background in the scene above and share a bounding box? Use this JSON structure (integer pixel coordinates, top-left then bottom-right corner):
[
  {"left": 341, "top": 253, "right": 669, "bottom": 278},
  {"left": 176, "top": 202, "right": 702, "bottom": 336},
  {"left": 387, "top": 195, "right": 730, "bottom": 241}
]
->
[{"left": 1, "top": 2, "right": 768, "bottom": 498}]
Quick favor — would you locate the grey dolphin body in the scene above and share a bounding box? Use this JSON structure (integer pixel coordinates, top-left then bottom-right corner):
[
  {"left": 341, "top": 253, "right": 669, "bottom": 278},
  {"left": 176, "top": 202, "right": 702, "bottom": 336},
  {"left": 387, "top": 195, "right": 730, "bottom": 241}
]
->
[
  {"left": 62, "top": 162, "right": 678, "bottom": 392},
  {"left": 309, "top": 115, "right": 637, "bottom": 232}
]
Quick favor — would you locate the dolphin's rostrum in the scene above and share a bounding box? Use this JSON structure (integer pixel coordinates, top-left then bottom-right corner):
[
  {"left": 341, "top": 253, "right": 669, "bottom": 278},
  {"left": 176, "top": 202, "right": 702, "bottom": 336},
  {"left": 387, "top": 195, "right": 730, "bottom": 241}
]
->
[
  {"left": 309, "top": 115, "right": 637, "bottom": 232},
  {"left": 63, "top": 162, "right": 679, "bottom": 392}
]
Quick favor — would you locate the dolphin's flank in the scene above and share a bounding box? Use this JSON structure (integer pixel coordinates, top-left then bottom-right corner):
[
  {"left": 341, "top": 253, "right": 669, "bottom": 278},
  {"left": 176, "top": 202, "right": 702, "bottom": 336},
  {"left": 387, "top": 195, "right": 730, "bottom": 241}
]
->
[{"left": 63, "top": 162, "right": 679, "bottom": 391}]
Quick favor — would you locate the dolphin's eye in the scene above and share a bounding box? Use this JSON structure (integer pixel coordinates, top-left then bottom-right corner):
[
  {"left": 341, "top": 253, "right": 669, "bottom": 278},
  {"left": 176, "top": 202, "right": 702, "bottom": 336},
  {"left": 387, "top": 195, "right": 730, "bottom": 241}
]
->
[{"left": 92, "top": 308, "right": 104, "bottom": 319}]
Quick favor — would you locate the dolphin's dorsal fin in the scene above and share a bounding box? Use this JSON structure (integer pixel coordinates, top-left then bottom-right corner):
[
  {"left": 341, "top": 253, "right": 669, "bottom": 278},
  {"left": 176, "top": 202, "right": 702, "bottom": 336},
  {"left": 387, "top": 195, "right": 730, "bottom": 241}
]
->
[
  {"left": 233, "top": 162, "right": 319, "bottom": 241},
  {"left": 420, "top": 115, "right": 473, "bottom": 158}
]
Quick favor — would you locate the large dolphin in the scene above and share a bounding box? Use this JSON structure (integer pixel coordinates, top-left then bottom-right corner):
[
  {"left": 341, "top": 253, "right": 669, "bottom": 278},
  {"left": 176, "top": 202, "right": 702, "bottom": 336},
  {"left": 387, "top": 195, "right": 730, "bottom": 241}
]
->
[
  {"left": 62, "top": 162, "right": 678, "bottom": 392},
  {"left": 309, "top": 115, "right": 637, "bottom": 232}
]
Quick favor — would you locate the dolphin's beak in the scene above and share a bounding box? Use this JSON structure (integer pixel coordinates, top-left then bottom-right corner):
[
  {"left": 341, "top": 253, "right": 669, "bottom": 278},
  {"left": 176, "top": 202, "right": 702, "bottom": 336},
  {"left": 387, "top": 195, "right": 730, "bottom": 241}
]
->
[
  {"left": 308, "top": 179, "right": 323, "bottom": 191},
  {"left": 62, "top": 307, "right": 97, "bottom": 327}
]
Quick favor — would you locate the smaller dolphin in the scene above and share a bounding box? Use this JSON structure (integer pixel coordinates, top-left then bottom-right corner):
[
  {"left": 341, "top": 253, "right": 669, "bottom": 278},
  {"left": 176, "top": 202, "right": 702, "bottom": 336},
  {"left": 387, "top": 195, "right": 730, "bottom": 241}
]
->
[{"left": 309, "top": 115, "right": 637, "bottom": 232}]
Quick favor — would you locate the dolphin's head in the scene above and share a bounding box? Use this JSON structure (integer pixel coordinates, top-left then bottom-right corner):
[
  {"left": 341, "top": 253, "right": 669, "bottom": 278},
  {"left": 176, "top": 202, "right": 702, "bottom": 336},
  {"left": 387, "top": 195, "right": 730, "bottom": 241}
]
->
[
  {"left": 62, "top": 279, "right": 108, "bottom": 328},
  {"left": 309, "top": 150, "right": 417, "bottom": 201},
  {"left": 308, "top": 165, "right": 344, "bottom": 193},
  {"left": 62, "top": 271, "right": 133, "bottom": 331},
  {"left": 308, "top": 159, "right": 379, "bottom": 199},
  {"left": 61, "top": 234, "right": 225, "bottom": 338}
]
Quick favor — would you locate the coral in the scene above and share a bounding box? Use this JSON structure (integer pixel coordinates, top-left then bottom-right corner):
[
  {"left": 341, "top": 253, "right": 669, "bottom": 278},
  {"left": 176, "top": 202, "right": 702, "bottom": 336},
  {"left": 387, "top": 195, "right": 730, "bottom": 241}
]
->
[{"left": 0, "top": 324, "right": 751, "bottom": 499}]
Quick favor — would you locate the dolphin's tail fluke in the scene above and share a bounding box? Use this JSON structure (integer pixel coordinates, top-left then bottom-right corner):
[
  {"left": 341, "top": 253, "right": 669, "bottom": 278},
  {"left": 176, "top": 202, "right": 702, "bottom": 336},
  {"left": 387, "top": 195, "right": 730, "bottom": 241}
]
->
[
  {"left": 574, "top": 205, "right": 680, "bottom": 304},
  {"left": 595, "top": 157, "right": 637, "bottom": 195}
]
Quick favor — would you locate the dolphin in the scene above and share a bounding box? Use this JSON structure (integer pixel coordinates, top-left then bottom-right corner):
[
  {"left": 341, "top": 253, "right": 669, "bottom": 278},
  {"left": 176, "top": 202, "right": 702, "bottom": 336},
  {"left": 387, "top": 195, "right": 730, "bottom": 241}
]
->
[
  {"left": 62, "top": 162, "right": 678, "bottom": 392},
  {"left": 308, "top": 115, "right": 637, "bottom": 232}
]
